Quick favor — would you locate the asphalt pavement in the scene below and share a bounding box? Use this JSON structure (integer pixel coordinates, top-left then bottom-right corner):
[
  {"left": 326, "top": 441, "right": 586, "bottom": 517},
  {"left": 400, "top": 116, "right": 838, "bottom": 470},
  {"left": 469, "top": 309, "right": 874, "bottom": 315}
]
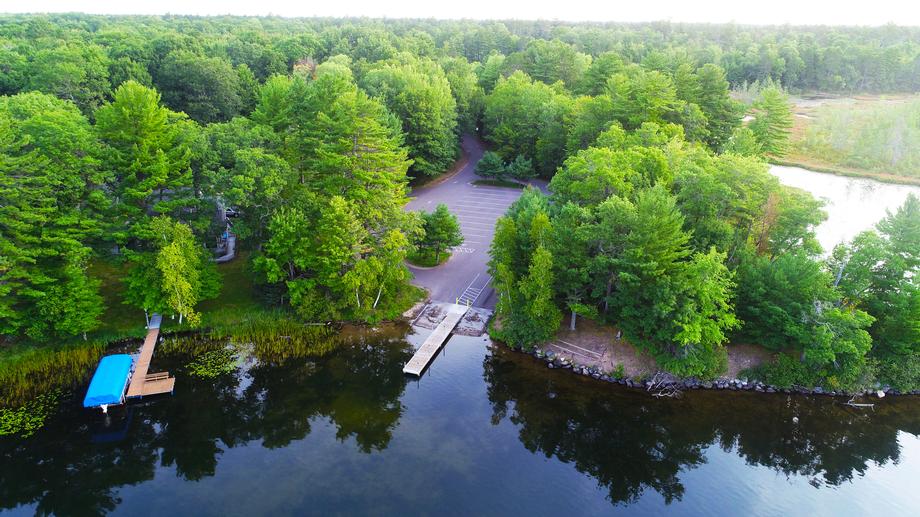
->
[{"left": 405, "top": 134, "right": 539, "bottom": 309}]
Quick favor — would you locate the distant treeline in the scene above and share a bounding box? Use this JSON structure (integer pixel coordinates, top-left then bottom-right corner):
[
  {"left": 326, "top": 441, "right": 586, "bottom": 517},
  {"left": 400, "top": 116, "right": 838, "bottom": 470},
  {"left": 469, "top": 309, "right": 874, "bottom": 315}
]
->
[{"left": 1, "top": 14, "right": 919, "bottom": 110}]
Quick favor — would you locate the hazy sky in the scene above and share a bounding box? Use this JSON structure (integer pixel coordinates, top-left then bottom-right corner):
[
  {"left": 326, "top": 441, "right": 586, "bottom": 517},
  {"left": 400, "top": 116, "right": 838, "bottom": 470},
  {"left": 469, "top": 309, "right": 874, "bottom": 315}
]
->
[{"left": 6, "top": 0, "right": 920, "bottom": 26}]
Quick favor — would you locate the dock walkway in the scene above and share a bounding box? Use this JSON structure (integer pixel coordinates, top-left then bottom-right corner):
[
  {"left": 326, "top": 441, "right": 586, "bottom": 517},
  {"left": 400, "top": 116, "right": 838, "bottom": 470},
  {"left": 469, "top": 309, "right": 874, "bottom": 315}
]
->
[
  {"left": 403, "top": 304, "right": 469, "bottom": 376},
  {"left": 126, "top": 314, "right": 175, "bottom": 398}
]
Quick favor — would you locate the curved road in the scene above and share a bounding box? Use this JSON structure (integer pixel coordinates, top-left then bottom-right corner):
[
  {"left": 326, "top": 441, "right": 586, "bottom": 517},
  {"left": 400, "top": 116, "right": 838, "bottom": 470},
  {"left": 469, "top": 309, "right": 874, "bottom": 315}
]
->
[{"left": 406, "top": 134, "right": 544, "bottom": 309}]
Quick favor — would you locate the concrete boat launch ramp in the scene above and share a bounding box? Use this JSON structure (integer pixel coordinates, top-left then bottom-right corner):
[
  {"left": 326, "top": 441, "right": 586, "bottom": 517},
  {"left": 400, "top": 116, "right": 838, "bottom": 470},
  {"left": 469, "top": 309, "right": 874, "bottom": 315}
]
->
[{"left": 403, "top": 303, "right": 469, "bottom": 376}]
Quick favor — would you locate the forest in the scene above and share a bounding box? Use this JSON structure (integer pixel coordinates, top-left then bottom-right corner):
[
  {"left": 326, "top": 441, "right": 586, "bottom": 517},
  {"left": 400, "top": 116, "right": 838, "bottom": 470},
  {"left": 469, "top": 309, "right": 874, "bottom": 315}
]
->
[{"left": 0, "top": 14, "right": 917, "bottom": 392}]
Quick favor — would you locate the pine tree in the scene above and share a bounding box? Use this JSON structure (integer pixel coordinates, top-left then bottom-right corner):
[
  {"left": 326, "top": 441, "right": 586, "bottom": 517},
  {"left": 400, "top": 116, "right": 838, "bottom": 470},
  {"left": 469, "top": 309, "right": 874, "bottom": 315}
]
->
[
  {"left": 420, "top": 204, "right": 464, "bottom": 263},
  {"left": 95, "top": 81, "right": 196, "bottom": 246},
  {"left": 0, "top": 92, "right": 105, "bottom": 340},
  {"left": 475, "top": 151, "right": 507, "bottom": 179},
  {"left": 749, "top": 84, "right": 794, "bottom": 156}
]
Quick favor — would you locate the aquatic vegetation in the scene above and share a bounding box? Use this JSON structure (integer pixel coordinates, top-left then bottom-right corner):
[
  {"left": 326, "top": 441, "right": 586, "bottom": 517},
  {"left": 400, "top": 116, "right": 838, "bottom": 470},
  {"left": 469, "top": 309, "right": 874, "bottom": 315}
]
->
[
  {"left": 186, "top": 348, "right": 239, "bottom": 378},
  {"left": 212, "top": 312, "right": 339, "bottom": 364},
  {"left": 0, "top": 342, "right": 104, "bottom": 407},
  {"left": 0, "top": 389, "right": 62, "bottom": 437},
  {"left": 158, "top": 313, "right": 339, "bottom": 367}
]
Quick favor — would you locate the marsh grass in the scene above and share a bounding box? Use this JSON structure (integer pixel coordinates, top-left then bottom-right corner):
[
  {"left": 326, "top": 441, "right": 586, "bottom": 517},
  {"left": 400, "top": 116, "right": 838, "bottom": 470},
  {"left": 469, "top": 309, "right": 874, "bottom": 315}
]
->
[
  {"left": 214, "top": 313, "right": 339, "bottom": 363},
  {"left": 0, "top": 343, "right": 104, "bottom": 407},
  {"left": 789, "top": 96, "right": 920, "bottom": 181}
]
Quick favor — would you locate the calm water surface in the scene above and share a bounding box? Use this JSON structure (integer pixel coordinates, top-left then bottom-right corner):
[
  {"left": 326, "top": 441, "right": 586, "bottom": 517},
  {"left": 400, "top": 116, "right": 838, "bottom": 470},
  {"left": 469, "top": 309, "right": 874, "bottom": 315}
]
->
[
  {"left": 3, "top": 325, "right": 920, "bottom": 516},
  {"left": 769, "top": 165, "right": 920, "bottom": 252}
]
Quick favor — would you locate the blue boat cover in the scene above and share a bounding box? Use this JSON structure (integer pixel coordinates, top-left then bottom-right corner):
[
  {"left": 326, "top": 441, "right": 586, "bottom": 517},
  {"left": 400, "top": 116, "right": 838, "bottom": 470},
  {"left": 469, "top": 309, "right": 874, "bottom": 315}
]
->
[{"left": 83, "top": 354, "right": 134, "bottom": 408}]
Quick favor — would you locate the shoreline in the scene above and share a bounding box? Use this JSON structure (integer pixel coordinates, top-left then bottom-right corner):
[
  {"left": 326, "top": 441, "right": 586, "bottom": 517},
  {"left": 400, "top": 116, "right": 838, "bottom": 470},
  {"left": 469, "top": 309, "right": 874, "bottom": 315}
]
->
[
  {"left": 510, "top": 345, "right": 917, "bottom": 399},
  {"left": 770, "top": 158, "right": 920, "bottom": 187}
]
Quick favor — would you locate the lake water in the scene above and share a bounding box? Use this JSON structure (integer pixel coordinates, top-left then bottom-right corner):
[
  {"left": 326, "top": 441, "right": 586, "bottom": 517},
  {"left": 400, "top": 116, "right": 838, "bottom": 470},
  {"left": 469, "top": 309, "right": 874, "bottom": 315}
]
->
[
  {"left": 769, "top": 165, "right": 920, "bottom": 253},
  {"left": 3, "top": 325, "right": 920, "bottom": 516}
]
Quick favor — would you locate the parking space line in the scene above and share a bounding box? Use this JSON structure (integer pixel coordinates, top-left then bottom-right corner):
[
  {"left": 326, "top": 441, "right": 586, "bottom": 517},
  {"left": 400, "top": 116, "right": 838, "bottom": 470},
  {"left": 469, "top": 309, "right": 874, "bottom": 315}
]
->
[
  {"left": 456, "top": 215, "right": 499, "bottom": 222},
  {"left": 452, "top": 209, "right": 507, "bottom": 215},
  {"left": 460, "top": 191, "right": 518, "bottom": 198},
  {"left": 455, "top": 199, "right": 513, "bottom": 205}
]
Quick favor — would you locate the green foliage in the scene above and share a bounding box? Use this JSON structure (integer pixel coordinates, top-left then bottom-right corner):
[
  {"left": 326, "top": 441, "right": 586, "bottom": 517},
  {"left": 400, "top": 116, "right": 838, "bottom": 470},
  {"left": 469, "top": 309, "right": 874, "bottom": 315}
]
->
[
  {"left": 748, "top": 84, "right": 793, "bottom": 156},
  {"left": 830, "top": 195, "right": 920, "bottom": 356},
  {"left": 1, "top": 14, "right": 917, "bottom": 379},
  {"left": 95, "top": 81, "right": 199, "bottom": 243},
  {"left": 439, "top": 56, "right": 485, "bottom": 133},
  {"left": 215, "top": 146, "right": 295, "bottom": 243},
  {"left": 877, "top": 355, "right": 920, "bottom": 392},
  {"left": 0, "top": 92, "right": 105, "bottom": 340},
  {"left": 724, "top": 127, "right": 763, "bottom": 156},
  {"left": 694, "top": 64, "right": 743, "bottom": 150},
  {"left": 186, "top": 348, "right": 239, "bottom": 378},
  {"left": 417, "top": 204, "right": 463, "bottom": 264},
  {"left": 673, "top": 152, "right": 777, "bottom": 254},
  {"left": 759, "top": 186, "right": 827, "bottom": 257},
  {"left": 577, "top": 52, "right": 624, "bottom": 96},
  {"left": 0, "top": 341, "right": 103, "bottom": 407},
  {"left": 802, "top": 306, "right": 874, "bottom": 385},
  {"left": 564, "top": 96, "right": 618, "bottom": 153},
  {"left": 745, "top": 353, "right": 821, "bottom": 389},
  {"left": 503, "top": 39, "right": 591, "bottom": 89},
  {"left": 549, "top": 146, "right": 669, "bottom": 206},
  {"left": 493, "top": 246, "right": 562, "bottom": 350},
  {"left": 483, "top": 71, "right": 572, "bottom": 176},
  {"left": 155, "top": 50, "right": 242, "bottom": 123},
  {"left": 507, "top": 155, "right": 535, "bottom": 180},
  {"left": 475, "top": 151, "right": 507, "bottom": 180},
  {"left": 735, "top": 251, "right": 834, "bottom": 350},
  {"left": 251, "top": 72, "right": 417, "bottom": 323},
  {"left": 0, "top": 390, "right": 62, "bottom": 437},
  {"left": 606, "top": 67, "right": 681, "bottom": 129},
  {"left": 124, "top": 216, "right": 219, "bottom": 326},
  {"left": 477, "top": 53, "right": 506, "bottom": 93},
  {"left": 609, "top": 187, "right": 737, "bottom": 378},
  {"left": 361, "top": 56, "right": 458, "bottom": 176},
  {"left": 24, "top": 43, "right": 110, "bottom": 114}
]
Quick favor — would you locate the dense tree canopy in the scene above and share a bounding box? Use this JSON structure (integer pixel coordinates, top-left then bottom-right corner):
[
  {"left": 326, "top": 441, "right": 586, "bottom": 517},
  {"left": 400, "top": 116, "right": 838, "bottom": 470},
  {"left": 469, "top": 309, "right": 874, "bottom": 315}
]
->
[
  {"left": 0, "top": 92, "right": 105, "bottom": 339},
  {"left": 361, "top": 56, "right": 458, "bottom": 176},
  {"left": 0, "top": 12, "right": 916, "bottom": 393}
]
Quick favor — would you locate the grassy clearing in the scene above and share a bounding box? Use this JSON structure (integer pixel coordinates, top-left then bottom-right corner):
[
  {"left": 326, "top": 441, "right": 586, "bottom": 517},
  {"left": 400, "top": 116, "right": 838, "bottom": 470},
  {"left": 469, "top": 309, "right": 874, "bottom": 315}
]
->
[
  {"left": 407, "top": 248, "right": 451, "bottom": 267},
  {"left": 472, "top": 179, "right": 526, "bottom": 189}
]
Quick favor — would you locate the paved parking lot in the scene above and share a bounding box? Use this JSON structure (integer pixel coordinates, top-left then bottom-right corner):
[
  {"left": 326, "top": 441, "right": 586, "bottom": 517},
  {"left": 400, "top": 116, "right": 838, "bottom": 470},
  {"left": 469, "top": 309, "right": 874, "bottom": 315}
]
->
[{"left": 405, "top": 135, "right": 541, "bottom": 308}]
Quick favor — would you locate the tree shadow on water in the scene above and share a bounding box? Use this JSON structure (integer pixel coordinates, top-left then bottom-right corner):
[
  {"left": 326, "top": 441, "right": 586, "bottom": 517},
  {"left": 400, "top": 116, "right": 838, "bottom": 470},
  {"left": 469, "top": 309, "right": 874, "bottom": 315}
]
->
[{"left": 482, "top": 347, "right": 920, "bottom": 506}]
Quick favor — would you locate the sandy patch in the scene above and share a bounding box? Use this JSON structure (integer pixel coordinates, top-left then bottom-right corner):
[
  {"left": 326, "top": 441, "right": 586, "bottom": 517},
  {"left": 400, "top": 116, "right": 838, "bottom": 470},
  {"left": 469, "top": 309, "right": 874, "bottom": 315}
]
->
[
  {"left": 542, "top": 315, "right": 775, "bottom": 380},
  {"left": 544, "top": 315, "right": 658, "bottom": 377}
]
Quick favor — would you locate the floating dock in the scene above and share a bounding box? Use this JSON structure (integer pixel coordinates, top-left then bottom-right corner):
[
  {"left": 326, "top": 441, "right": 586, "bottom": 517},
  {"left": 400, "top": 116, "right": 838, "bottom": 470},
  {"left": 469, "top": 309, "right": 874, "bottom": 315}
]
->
[
  {"left": 403, "top": 303, "right": 469, "bottom": 376},
  {"left": 83, "top": 314, "right": 175, "bottom": 412},
  {"left": 83, "top": 354, "right": 134, "bottom": 409},
  {"left": 126, "top": 314, "right": 175, "bottom": 398}
]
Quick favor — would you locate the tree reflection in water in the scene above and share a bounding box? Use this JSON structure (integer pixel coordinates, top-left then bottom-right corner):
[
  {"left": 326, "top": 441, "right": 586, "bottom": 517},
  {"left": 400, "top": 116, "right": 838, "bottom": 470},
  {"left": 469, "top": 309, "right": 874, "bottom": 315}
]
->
[
  {"left": 483, "top": 346, "right": 920, "bottom": 504},
  {"left": 0, "top": 326, "right": 413, "bottom": 516},
  {"left": 3, "top": 331, "right": 920, "bottom": 515}
]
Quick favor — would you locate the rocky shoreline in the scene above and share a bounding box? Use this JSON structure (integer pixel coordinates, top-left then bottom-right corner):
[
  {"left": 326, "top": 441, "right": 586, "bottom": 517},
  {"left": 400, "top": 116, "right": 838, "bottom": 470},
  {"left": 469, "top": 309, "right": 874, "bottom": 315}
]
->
[{"left": 523, "top": 347, "right": 917, "bottom": 398}]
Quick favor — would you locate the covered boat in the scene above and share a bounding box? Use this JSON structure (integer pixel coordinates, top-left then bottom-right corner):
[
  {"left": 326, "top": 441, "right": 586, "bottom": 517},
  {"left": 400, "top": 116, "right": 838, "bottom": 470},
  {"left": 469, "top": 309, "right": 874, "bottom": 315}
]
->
[{"left": 83, "top": 354, "right": 134, "bottom": 410}]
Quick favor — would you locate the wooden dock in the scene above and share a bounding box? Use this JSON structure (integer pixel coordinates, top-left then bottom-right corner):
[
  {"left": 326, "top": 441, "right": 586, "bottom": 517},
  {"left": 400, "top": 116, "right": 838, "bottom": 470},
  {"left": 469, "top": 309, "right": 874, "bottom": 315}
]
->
[
  {"left": 403, "top": 303, "right": 469, "bottom": 376},
  {"left": 126, "top": 314, "right": 176, "bottom": 398}
]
